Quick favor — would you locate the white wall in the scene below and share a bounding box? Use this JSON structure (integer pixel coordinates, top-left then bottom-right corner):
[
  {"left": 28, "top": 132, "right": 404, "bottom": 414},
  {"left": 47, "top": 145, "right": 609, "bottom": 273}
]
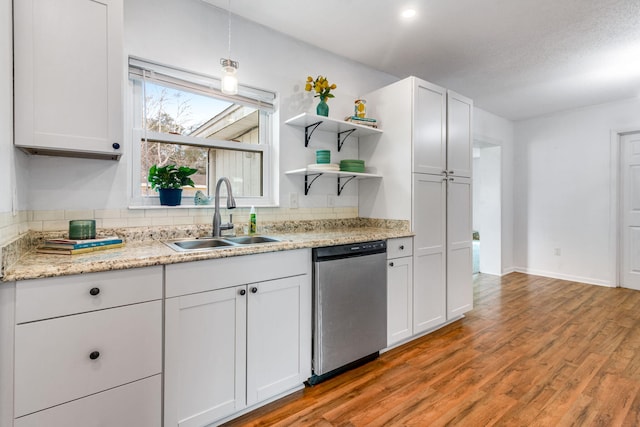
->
[
  {"left": 514, "top": 97, "right": 640, "bottom": 286},
  {"left": 21, "top": 0, "right": 398, "bottom": 212},
  {"left": 474, "top": 108, "right": 515, "bottom": 274}
]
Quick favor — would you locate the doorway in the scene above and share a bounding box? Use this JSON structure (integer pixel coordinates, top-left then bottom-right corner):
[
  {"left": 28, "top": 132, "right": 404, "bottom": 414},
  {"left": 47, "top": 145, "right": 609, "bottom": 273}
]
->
[
  {"left": 620, "top": 131, "right": 640, "bottom": 290},
  {"left": 472, "top": 140, "right": 502, "bottom": 275}
]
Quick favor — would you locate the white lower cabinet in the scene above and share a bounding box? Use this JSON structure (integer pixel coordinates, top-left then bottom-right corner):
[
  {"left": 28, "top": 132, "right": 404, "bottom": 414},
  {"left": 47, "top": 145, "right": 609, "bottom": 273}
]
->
[
  {"left": 164, "top": 286, "right": 246, "bottom": 427},
  {"left": 14, "top": 301, "right": 162, "bottom": 417},
  {"left": 14, "top": 375, "right": 161, "bottom": 427},
  {"left": 446, "top": 176, "right": 474, "bottom": 318},
  {"left": 387, "top": 237, "right": 413, "bottom": 347},
  {"left": 247, "top": 275, "right": 310, "bottom": 406},
  {"left": 10, "top": 266, "right": 163, "bottom": 426},
  {"left": 164, "top": 250, "right": 312, "bottom": 427},
  {"left": 413, "top": 174, "right": 447, "bottom": 334}
]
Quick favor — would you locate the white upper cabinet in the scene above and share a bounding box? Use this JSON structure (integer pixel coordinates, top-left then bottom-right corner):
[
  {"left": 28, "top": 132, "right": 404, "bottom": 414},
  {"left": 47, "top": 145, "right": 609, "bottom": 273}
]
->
[
  {"left": 446, "top": 90, "right": 473, "bottom": 178},
  {"left": 14, "top": 0, "right": 123, "bottom": 160},
  {"left": 413, "top": 80, "right": 447, "bottom": 175}
]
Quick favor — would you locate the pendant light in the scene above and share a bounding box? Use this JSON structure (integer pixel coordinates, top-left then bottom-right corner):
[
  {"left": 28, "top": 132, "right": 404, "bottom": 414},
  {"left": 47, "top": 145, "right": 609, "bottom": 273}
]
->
[{"left": 220, "top": 0, "right": 238, "bottom": 95}]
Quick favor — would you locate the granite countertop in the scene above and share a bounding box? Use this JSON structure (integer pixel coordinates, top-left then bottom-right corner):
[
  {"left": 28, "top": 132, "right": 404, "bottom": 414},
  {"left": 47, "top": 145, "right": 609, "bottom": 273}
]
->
[{"left": 2, "top": 224, "right": 413, "bottom": 282}]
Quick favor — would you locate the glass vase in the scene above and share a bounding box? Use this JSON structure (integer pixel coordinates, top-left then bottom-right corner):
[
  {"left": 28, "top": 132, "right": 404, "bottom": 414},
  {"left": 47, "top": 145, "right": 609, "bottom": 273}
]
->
[{"left": 316, "top": 98, "right": 329, "bottom": 117}]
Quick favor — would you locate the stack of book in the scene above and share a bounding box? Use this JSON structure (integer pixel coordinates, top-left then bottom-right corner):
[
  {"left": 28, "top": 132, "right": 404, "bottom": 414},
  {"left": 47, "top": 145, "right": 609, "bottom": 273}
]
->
[
  {"left": 37, "top": 236, "right": 124, "bottom": 255},
  {"left": 344, "top": 115, "right": 378, "bottom": 128}
]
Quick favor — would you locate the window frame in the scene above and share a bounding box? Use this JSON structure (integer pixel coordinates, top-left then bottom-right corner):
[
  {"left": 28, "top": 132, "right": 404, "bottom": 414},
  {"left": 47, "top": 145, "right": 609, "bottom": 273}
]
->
[{"left": 128, "top": 57, "right": 278, "bottom": 208}]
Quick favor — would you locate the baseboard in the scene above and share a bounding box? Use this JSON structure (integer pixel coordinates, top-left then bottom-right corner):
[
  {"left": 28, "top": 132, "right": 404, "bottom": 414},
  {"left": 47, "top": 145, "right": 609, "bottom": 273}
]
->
[
  {"left": 381, "top": 315, "right": 465, "bottom": 353},
  {"left": 500, "top": 267, "right": 517, "bottom": 276},
  {"left": 513, "top": 267, "right": 614, "bottom": 287},
  {"left": 213, "top": 383, "right": 306, "bottom": 426}
]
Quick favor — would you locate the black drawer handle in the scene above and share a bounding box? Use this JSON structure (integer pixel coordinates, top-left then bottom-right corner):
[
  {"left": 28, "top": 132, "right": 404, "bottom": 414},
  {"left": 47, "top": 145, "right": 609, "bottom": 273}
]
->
[
  {"left": 389, "top": 262, "right": 394, "bottom": 267},
  {"left": 89, "top": 287, "right": 100, "bottom": 296},
  {"left": 112, "top": 142, "right": 120, "bottom": 150},
  {"left": 239, "top": 289, "right": 246, "bottom": 296},
  {"left": 89, "top": 351, "right": 100, "bottom": 360},
  {"left": 251, "top": 287, "right": 258, "bottom": 294},
  {"left": 399, "top": 245, "right": 405, "bottom": 250}
]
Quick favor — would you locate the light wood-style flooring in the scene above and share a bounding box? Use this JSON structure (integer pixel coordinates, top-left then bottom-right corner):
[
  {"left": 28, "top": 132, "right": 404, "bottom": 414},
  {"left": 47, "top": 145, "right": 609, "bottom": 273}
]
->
[{"left": 223, "top": 273, "right": 640, "bottom": 426}]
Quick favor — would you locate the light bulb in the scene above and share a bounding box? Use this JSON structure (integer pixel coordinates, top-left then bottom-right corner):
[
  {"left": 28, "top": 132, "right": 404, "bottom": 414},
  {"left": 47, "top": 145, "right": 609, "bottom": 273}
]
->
[{"left": 220, "top": 59, "right": 239, "bottom": 95}]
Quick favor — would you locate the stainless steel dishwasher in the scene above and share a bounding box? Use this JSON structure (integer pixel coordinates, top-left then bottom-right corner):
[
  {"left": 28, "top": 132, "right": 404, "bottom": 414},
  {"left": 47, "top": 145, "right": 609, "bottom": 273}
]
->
[{"left": 310, "top": 240, "right": 387, "bottom": 384}]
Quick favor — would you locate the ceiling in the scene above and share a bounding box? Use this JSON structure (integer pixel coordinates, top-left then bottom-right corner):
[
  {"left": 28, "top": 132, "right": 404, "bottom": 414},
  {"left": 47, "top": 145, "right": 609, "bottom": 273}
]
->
[{"left": 204, "top": 0, "right": 640, "bottom": 121}]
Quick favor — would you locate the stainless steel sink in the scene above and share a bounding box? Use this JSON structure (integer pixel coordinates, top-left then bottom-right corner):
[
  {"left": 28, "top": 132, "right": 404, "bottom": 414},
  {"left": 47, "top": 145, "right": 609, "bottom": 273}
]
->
[
  {"left": 164, "top": 236, "right": 281, "bottom": 252},
  {"left": 165, "top": 238, "right": 236, "bottom": 252},
  {"left": 224, "top": 236, "right": 281, "bottom": 245}
]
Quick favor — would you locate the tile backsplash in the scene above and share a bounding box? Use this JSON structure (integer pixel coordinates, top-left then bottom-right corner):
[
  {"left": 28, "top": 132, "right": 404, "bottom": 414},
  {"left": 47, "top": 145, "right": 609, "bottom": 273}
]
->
[{"left": 1, "top": 207, "right": 359, "bottom": 245}]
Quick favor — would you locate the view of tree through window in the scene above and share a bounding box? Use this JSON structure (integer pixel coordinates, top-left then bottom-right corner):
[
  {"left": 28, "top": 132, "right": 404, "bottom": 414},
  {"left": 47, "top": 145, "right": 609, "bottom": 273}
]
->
[{"left": 139, "top": 82, "right": 264, "bottom": 200}]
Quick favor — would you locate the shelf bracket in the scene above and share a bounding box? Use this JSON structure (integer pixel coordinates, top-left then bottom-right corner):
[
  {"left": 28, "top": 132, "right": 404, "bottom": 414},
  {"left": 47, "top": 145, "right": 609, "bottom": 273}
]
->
[
  {"left": 304, "top": 173, "right": 323, "bottom": 195},
  {"left": 337, "top": 175, "right": 357, "bottom": 196},
  {"left": 337, "top": 128, "right": 356, "bottom": 152},
  {"left": 304, "top": 121, "right": 323, "bottom": 147}
]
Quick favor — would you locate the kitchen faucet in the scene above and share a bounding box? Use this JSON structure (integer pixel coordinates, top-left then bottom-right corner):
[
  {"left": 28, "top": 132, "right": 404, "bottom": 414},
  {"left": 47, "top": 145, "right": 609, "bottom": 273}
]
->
[{"left": 213, "top": 177, "right": 236, "bottom": 237}]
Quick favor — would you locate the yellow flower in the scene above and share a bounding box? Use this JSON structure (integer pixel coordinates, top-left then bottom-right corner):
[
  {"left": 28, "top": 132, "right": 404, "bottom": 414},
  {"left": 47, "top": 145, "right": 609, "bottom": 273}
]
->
[{"left": 304, "top": 74, "right": 337, "bottom": 101}]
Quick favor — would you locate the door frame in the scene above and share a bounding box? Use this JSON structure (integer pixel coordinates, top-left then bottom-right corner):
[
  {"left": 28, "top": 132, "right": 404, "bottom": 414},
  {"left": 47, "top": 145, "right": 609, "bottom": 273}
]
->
[
  {"left": 473, "top": 134, "right": 503, "bottom": 276},
  {"left": 610, "top": 128, "right": 640, "bottom": 287}
]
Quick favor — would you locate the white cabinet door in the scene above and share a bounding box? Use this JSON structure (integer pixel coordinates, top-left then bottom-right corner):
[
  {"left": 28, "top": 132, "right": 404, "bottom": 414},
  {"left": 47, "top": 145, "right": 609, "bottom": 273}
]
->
[
  {"left": 164, "top": 287, "right": 247, "bottom": 427},
  {"left": 447, "top": 176, "right": 474, "bottom": 318},
  {"left": 14, "top": 0, "right": 123, "bottom": 159},
  {"left": 413, "top": 79, "right": 447, "bottom": 175},
  {"left": 447, "top": 90, "right": 473, "bottom": 178},
  {"left": 246, "top": 275, "right": 311, "bottom": 406},
  {"left": 387, "top": 256, "right": 413, "bottom": 346},
  {"left": 412, "top": 174, "right": 447, "bottom": 333}
]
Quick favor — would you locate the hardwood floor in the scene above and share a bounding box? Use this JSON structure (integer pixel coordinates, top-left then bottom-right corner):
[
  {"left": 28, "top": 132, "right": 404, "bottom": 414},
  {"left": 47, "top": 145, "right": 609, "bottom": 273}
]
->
[{"left": 223, "top": 273, "right": 640, "bottom": 426}]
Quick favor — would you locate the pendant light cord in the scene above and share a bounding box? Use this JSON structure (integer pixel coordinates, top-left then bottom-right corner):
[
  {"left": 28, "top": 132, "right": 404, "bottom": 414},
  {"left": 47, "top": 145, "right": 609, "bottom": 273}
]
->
[{"left": 227, "top": 0, "right": 231, "bottom": 59}]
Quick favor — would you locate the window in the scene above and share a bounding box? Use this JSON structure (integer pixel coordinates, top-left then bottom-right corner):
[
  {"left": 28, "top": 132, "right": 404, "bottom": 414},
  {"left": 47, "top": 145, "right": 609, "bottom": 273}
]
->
[{"left": 129, "top": 58, "right": 277, "bottom": 207}]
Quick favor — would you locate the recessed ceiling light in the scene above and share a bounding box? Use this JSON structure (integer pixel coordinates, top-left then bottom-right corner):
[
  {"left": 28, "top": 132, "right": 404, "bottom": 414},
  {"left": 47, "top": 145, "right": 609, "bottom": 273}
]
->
[{"left": 401, "top": 9, "right": 416, "bottom": 18}]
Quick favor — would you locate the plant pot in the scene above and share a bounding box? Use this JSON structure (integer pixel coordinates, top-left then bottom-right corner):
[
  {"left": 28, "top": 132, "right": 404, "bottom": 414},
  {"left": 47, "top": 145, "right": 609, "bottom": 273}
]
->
[
  {"left": 159, "top": 188, "right": 183, "bottom": 206},
  {"left": 316, "top": 98, "right": 329, "bottom": 117}
]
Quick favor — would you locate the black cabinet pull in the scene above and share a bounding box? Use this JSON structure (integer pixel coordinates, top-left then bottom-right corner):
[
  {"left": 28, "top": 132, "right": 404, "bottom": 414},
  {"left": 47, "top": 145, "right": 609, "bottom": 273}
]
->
[
  {"left": 112, "top": 142, "right": 120, "bottom": 150},
  {"left": 89, "top": 351, "right": 100, "bottom": 360},
  {"left": 239, "top": 289, "right": 246, "bottom": 296},
  {"left": 251, "top": 287, "right": 258, "bottom": 294},
  {"left": 89, "top": 287, "right": 100, "bottom": 296},
  {"left": 389, "top": 262, "right": 394, "bottom": 267},
  {"left": 399, "top": 245, "right": 405, "bottom": 250}
]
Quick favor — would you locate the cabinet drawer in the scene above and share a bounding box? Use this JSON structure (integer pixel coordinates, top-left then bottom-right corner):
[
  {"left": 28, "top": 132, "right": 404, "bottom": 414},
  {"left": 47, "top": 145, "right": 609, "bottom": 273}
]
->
[
  {"left": 387, "top": 237, "right": 413, "bottom": 259},
  {"left": 14, "top": 375, "right": 161, "bottom": 427},
  {"left": 14, "top": 300, "right": 162, "bottom": 417},
  {"left": 166, "top": 249, "right": 311, "bottom": 298},
  {"left": 16, "top": 266, "right": 162, "bottom": 323}
]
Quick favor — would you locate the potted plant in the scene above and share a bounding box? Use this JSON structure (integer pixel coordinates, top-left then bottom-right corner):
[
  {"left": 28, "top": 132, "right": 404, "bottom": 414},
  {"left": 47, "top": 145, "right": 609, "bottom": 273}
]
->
[{"left": 148, "top": 164, "right": 198, "bottom": 206}]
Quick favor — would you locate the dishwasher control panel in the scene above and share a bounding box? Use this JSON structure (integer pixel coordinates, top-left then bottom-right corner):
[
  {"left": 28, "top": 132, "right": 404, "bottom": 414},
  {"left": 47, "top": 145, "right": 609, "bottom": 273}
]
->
[{"left": 313, "top": 240, "right": 387, "bottom": 261}]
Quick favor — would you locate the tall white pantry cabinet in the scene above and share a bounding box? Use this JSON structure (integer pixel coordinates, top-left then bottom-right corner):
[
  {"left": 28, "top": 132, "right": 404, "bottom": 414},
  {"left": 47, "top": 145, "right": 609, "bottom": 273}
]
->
[{"left": 360, "top": 77, "right": 473, "bottom": 344}]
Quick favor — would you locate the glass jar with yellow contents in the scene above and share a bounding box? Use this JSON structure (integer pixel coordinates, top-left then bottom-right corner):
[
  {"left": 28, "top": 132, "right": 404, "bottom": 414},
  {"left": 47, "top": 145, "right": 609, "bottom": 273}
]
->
[{"left": 354, "top": 99, "right": 366, "bottom": 118}]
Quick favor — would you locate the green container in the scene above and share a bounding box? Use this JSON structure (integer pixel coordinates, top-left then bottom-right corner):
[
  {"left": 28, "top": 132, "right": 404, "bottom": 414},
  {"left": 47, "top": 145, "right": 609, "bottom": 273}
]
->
[
  {"left": 69, "top": 220, "right": 96, "bottom": 240},
  {"left": 316, "top": 150, "right": 331, "bottom": 164}
]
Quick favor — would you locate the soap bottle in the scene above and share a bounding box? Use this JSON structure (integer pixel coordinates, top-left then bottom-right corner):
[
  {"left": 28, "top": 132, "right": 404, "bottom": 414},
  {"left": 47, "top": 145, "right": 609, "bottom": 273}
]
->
[{"left": 249, "top": 206, "right": 257, "bottom": 234}]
